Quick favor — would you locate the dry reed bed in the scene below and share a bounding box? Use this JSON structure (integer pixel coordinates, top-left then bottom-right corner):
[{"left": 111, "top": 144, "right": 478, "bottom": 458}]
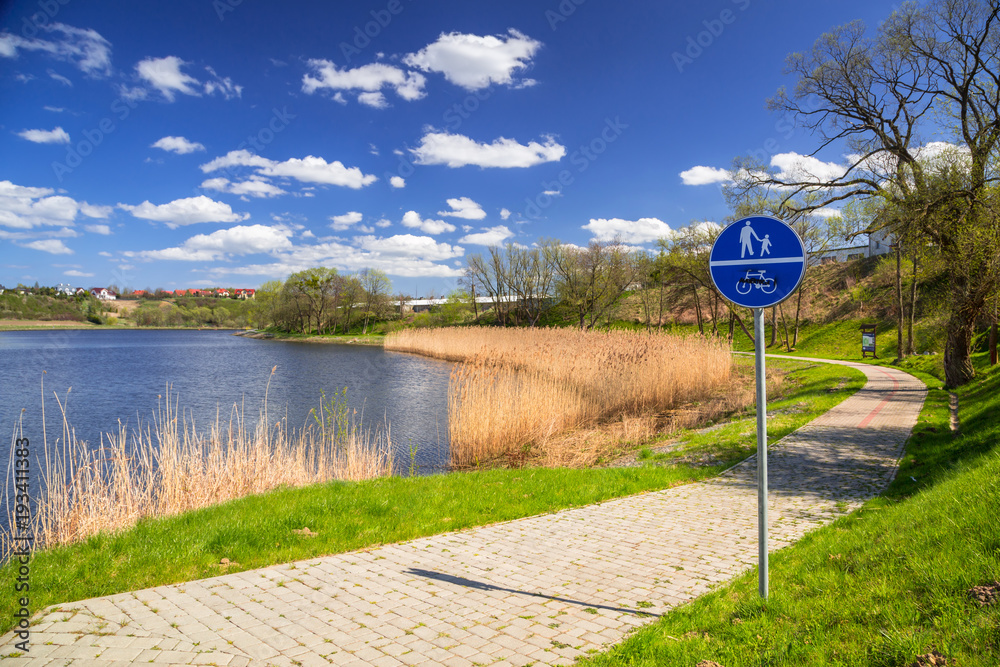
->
[
  {"left": 2, "top": 385, "right": 392, "bottom": 557},
  {"left": 386, "top": 327, "right": 733, "bottom": 467}
]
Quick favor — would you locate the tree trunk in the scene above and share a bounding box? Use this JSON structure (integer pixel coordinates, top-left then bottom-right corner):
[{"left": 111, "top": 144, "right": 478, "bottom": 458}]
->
[
  {"left": 471, "top": 285, "right": 479, "bottom": 321},
  {"left": 778, "top": 302, "right": 791, "bottom": 352},
  {"left": 728, "top": 305, "right": 753, "bottom": 345},
  {"left": 792, "top": 279, "right": 803, "bottom": 349},
  {"left": 657, "top": 279, "right": 665, "bottom": 331},
  {"left": 768, "top": 307, "right": 777, "bottom": 347},
  {"left": 895, "top": 243, "right": 904, "bottom": 361},
  {"left": 906, "top": 252, "right": 917, "bottom": 355},
  {"left": 990, "top": 319, "right": 998, "bottom": 366},
  {"left": 692, "top": 283, "right": 703, "bottom": 335},
  {"left": 943, "top": 308, "right": 977, "bottom": 387}
]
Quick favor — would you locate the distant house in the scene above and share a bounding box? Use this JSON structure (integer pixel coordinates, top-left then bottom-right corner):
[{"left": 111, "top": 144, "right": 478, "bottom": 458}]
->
[
  {"left": 810, "top": 245, "right": 870, "bottom": 264},
  {"left": 75, "top": 287, "right": 88, "bottom": 297},
  {"left": 89, "top": 287, "right": 116, "bottom": 301},
  {"left": 56, "top": 283, "right": 76, "bottom": 297},
  {"left": 233, "top": 288, "right": 256, "bottom": 299},
  {"left": 216, "top": 288, "right": 230, "bottom": 298}
]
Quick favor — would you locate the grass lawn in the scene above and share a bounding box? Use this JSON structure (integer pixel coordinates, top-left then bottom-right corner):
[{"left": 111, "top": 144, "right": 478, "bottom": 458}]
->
[
  {"left": 579, "top": 355, "right": 1000, "bottom": 666},
  {"left": 0, "top": 358, "right": 863, "bottom": 636}
]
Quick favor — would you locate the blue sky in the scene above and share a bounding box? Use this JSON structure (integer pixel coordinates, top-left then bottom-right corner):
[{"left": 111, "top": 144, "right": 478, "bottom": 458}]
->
[{"left": 1, "top": 0, "right": 900, "bottom": 296}]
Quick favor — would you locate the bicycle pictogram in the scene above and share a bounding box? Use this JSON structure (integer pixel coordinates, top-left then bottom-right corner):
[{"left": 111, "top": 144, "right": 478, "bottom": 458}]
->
[{"left": 735, "top": 269, "right": 776, "bottom": 295}]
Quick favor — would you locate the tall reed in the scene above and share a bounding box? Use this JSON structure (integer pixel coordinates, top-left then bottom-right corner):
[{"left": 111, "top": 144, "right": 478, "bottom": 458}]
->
[
  {"left": 387, "top": 327, "right": 733, "bottom": 467},
  {"left": 2, "top": 377, "right": 392, "bottom": 558}
]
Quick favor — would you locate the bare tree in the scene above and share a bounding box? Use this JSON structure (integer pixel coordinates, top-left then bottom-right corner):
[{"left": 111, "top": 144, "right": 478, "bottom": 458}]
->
[{"left": 729, "top": 0, "right": 1000, "bottom": 385}]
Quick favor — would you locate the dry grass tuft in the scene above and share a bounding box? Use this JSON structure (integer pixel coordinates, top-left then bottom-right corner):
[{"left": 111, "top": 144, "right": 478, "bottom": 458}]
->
[
  {"left": 387, "top": 327, "right": 733, "bottom": 467},
  {"left": 3, "top": 377, "right": 392, "bottom": 557}
]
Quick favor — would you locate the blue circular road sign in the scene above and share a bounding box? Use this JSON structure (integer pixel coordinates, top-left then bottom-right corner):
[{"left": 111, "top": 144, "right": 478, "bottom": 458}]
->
[{"left": 709, "top": 216, "right": 806, "bottom": 308}]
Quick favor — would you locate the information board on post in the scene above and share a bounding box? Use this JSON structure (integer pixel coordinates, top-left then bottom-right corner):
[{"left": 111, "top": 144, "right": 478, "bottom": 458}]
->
[{"left": 709, "top": 215, "right": 806, "bottom": 599}]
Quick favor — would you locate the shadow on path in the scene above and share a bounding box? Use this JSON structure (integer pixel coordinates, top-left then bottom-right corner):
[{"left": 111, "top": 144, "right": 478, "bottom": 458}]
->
[{"left": 405, "top": 568, "right": 660, "bottom": 618}]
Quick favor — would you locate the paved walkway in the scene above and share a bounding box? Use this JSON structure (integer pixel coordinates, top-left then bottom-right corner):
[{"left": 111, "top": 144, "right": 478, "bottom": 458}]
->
[{"left": 1, "top": 358, "right": 926, "bottom": 666}]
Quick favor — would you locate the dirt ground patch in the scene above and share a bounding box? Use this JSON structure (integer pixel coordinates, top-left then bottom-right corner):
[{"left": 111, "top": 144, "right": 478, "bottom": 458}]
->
[{"left": 0, "top": 319, "right": 97, "bottom": 329}]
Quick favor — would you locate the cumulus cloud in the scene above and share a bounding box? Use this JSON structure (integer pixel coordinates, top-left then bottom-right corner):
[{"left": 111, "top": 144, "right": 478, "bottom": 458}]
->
[
  {"left": 0, "top": 23, "right": 112, "bottom": 77},
  {"left": 389, "top": 175, "right": 406, "bottom": 188},
  {"left": 302, "top": 60, "right": 426, "bottom": 105},
  {"left": 0, "top": 180, "right": 107, "bottom": 230},
  {"left": 64, "top": 269, "right": 94, "bottom": 277},
  {"left": 404, "top": 29, "right": 541, "bottom": 90},
  {"left": 811, "top": 207, "right": 842, "bottom": 219},
  {"left": 200, "top": 176, "right": 287, "bottom": 199},
  {"left": 459, "top": 225, "right": 514, "bottom": 245},
  {"left": 330, "top": 211, "right": 364, "bottom": 231},
  {"left": 771, "top": 152, "right": 847, "bottom": 182},
  {"left": 118, "top": 195, "right": 248, "bottom": 229},
  {"left": 134, "top": 56, "right": 242, "bottom": 102},
  {"left": 126, "top": 224, "right": 294, "bottom": 262},
  {"left": 500, "top": 208, "right": 511, "bottom": 220},
  {"left": 152, "top": 136, "right": 205, "bottom": 154},
  {"left": 17, "top": 127, "right": 70, "bottom": 144},
  {"left": 583, "top": 217, "right": 674, "bottom": 244},
  {"left": 355, "top": 234, "right": 463, "bottom": 261},
  {"left": 401, "top": 210, "right": 456, "bottom": 235},
  {"left": 84, "top": 224, "right": 111, "bottom": 234},
  {"left": 438, "top": 196, "right": 486, "bottom": 220},
  {"left": 24, "top": 239, "right": 73, "bottom": 254},
  {"left": 411, "top": 131, "right": 565, "bottom": 168},
  {"left": 680, "top": 165, "right": 731, "bottom": 186},
  {"left": 200, "top": 149, "right": 377, "bottom": 189}
]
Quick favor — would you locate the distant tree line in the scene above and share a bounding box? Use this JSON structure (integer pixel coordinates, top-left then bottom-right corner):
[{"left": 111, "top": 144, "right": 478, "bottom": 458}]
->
[{"left": 250, "top": 267, "right": 394, "bottom": 334}]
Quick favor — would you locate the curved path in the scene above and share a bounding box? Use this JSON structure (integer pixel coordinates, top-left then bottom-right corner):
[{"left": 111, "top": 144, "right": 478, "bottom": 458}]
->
[{"left": 1, "top": 358, "right": 926, "bottom": 666}]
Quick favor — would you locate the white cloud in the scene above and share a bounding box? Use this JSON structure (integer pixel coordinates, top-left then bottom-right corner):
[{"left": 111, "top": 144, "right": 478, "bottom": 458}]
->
[
  {"left": 401, "top": 210, "right": 456, "bottom": 235},
  {"left": 79, "top": 202, "right": 112, "bottom": 218},
  {"left": 47, "top": 69, "right": 72, "bottom": 86},
  {"left": 200, "top": 176, "right": 287, "bottom": 199},
  {"left": 375, "top": 218, "right": 392, "bottom": 228},
  {"left": 358, "top": 91, "right": 387, "bottom": 108},
  {"left": 200, "top": 150, "right": 377, "bottom": 190},
  {"left": 84, "top": 224, "right": 111, "bottom": 234},
  {"left": 404, "top": 29, "right": 541, "bottom": 90},
  {"left": 500, "top": 208, "right": 511, "bottom": 220},
  {"left": 356, "top": 234, "right": 463, "bottom": 261},
  {"left": 136, "top": 56, "right": 200, "bottom": 100},
  {"left": 302, "top": 60, "right": 426, "bottom": 105},
  {"left": 118, "top": 195, "right": 248, "bottom": 229},
  {"left": 331, "top": 211, "right": 364, "bottom": 231},
  {"left": 438, "top": 196, "right": 486, "bottom": 220},
  {"left": 152, "top": 136, "right": 205, "bottom": 154},
  {"left": 811, "top": 207, "right": 842, "bottom": 219},
  {"left": 64, "top": 269, "right": 94, "bottom": 277},
  {"left": 135, "top": 56, "right": 241, "bottom": 102},
  {"left": 17, "top": 127, "right": 70, "bottom": 144},
  {"left": 411, "top": 131, "right": 565, "bottom": 168},
  {"left": 583, "top": 217, "right": 674, "bottom": 244},
  {"left": 127, "top": 224, "right": 294, "bottom": 262},
  {"left": 459, "top": 225, "right": 514, "bottom": 245},
  {"left": 0, "top": 23, "right": 112, "bottom": 77},
  {"left": 0, "top": 180, "right": 108, "bottom": 230},
  {"left": 680, "top": 165, "right": 731, "bottom": 186},
  {"left": 771, "top": 152, "right": 846, "bottom": 182},
  {"left": 389, "top": 175, "right": 406, "bottom": 188},
  {"left": 24, "top": 239, "right": 72, "bottom": 254}
]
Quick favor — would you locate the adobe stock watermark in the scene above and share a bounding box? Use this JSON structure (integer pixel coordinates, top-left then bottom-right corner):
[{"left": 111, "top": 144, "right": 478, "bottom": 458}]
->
[
  {"left": 522, "top": 116, "right": 627, "bottom": 219},
  {"left": 195, "top": 106, "right": 296, "bottom": 189},
  {"left": 50, "top": 92, "right": 145, "bottom": 182},
  {"left": 16, "top": 0, "right": 72, "bottom": 38},
  {"left": 545, "top": 0, "right": 588, "bottom": 31},
  {"left": 338, "top": 0, "right": 414, "bottom": 64},
  {"left": 673, "top": 0, "right": 751, "bottom": 73},
  {"left": 10, "top": 426, "right": 33, "bottom": 655}
]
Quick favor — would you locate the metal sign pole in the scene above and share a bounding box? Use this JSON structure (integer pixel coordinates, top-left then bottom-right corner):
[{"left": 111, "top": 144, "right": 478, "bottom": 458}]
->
[{"left": 754, "top": 307, "right": 768, "bottom": 599}]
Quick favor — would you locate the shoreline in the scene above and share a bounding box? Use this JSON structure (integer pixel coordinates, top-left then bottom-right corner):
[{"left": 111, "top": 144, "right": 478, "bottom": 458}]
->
[{"left": 234, "top": 330, "right": 385, "bottom": 346}]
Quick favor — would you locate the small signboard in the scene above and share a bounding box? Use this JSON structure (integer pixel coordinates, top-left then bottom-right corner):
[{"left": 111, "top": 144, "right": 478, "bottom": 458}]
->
[
  {"left": 709, "top": 216, "right": 807, "bottom": 309},
  {"left": 861, "top": 324, "right": 878, "bottom": 359}
]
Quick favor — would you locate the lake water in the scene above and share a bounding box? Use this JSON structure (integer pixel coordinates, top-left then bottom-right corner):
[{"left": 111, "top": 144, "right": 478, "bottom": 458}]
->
[{"left": 0, "top": 329, "right": 454, "bottom": 476}]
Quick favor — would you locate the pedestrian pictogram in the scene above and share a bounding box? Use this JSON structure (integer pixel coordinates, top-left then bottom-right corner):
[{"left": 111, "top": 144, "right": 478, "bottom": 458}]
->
[{"left": 709, "top": 216, "right": 806, "bottom": 309}]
